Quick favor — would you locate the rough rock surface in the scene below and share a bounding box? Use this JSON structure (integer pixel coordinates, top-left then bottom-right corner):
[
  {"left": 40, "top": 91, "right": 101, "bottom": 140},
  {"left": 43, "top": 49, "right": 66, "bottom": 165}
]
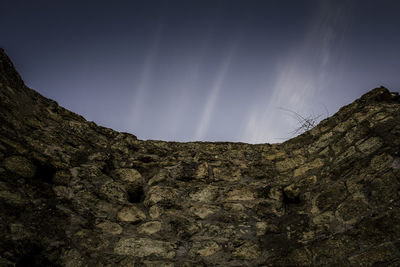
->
[{"left": 1, "top": 48, "right": 400, "bottom": 266}]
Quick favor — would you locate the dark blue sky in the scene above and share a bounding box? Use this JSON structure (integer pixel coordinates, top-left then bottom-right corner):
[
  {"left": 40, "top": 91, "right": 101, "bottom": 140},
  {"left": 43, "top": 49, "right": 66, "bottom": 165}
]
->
[{"left": 1, "top": 0, "right": 400, "bottom": 143}]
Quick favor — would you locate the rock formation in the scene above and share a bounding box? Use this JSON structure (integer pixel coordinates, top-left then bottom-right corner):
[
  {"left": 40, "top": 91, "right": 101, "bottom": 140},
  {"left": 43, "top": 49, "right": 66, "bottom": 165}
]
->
[{"left": 0, "top": 48, "right": 400, "bottom": 266}]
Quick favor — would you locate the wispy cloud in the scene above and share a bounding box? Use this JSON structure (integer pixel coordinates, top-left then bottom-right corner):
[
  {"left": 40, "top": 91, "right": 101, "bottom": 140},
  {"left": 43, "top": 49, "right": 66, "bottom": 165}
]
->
[
  {"left": 243, "top": 63, "right": 315, "bottom": 143},
  {"left": 130, "top": 25, "right": 163, "bottom": 128},
  {"left": 160, "top": 33, "right": 213, "bottom": 140},
  {"left": 242, "top": 1, "right": 350, "bottom": 143},
  {"left": 163, "top": 62, "right": 202, "bottom": 139},
  {"left": 194, "top": 43, "right": 236, "bottom": 140}
]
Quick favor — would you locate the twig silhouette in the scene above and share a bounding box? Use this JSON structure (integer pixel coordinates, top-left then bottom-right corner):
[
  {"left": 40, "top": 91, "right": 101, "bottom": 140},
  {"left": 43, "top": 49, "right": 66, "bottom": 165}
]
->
[{"left": 278, "top": 107, "right": 322, "bottom": 136}]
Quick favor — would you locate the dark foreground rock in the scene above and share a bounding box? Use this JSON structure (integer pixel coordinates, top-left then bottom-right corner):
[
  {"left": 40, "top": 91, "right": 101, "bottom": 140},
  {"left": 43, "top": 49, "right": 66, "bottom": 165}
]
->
[{"left": 1, "top": 48, "right": 400, "bottom": 266}]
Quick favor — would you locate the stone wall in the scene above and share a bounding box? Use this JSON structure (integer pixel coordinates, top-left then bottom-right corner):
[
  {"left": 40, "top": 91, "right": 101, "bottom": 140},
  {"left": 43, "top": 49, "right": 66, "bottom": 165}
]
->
[{"left": 1, "top": 49, "right": 400, "bottom": 266}]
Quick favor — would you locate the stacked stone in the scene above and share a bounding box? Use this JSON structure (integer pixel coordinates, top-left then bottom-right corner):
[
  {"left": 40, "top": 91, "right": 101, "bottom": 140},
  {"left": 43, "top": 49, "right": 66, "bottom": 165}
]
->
[{"left": 1, "top": 49, "right": 400, "bottom": 266}]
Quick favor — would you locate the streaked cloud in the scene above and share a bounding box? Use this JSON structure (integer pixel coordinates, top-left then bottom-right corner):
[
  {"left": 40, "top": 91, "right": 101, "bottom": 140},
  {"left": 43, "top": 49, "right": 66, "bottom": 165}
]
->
[
  {"left": 242, "top": 1, "right": 350, "bottom": 143},
  {"left": 194, "top": 43, "right": 236, "bottom": 140},
  {"left": 4, "top": 1, "right": 399, "bottom": 143},
  {"left": 130, "top": 25, "right": 163, "bottom": 128}
]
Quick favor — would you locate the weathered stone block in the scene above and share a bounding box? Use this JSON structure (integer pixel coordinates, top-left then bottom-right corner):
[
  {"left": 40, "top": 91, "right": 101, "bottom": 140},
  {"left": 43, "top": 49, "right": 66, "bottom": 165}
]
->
[
  {"left": 3, "top": 155, "right": 36, "bottom": 178},
  {"left": 138, "top": 221, "right": 162, "bottom": 235},
  {"left": 117, "top": 205, "right": 146, "bottom": 222},
  {"left": 114, "top": 238, "right": 175, "bottom": 258},
  {"left": 95, "top": 221, "right": 123, "bottom": 235}
]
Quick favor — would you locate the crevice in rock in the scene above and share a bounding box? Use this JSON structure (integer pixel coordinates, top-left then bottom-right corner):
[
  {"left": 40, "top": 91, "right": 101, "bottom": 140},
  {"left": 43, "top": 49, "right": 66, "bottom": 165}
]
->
[
  {"left": 15, "top": 242, "right": 53, "bottom": 267},
  {"left": 100, "top": 156, "right": 114, "bottom": 175},
  {"left": 282, "top": 188, "right": 301, "bottom": 205},
  {"left": 33, "top": 163, "right": 56, "bottom": 184},
  {"left": 258, "top": 186, "right": 271, "bottom": 199},
  {"left": 127, "top": 185, "right": 145, "bottom": 203},
  {"left": 137, "top": 155, "right": 157, "bottom": 163}
]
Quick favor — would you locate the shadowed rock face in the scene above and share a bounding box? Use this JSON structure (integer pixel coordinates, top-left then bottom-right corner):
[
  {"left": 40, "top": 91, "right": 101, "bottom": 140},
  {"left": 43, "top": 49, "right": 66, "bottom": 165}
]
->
[{"left": 1, "top": 48, "right": 400, "bottom": 266}]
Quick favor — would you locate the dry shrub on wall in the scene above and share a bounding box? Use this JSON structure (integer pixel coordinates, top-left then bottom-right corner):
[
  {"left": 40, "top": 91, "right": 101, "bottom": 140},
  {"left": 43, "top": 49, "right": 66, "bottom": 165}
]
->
[{"left": 278, "top": 104, "right": 329, "bottom": 138}]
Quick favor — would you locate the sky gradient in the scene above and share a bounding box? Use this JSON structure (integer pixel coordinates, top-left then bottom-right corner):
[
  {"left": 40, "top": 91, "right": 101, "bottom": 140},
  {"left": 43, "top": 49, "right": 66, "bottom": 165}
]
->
[{"left": 1, "top": 0, "right": 400, "bottom": 143}]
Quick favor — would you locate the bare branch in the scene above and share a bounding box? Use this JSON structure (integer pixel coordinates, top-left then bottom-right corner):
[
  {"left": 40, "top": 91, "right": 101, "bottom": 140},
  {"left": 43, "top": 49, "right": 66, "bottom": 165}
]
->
[{"left": 278, "top": 107, "right": 323, "bottom": 138}]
